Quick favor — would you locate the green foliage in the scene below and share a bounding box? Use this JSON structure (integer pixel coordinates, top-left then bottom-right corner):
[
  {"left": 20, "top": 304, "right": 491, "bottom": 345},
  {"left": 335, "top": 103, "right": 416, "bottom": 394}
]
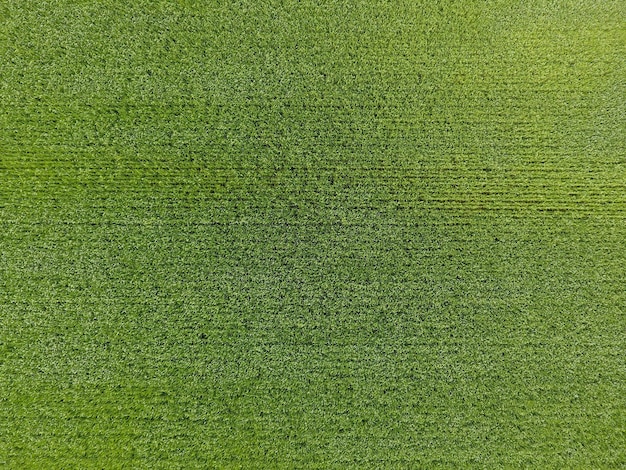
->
[{"left": 1, "top": 0, "right": 625, "bottom": 467}]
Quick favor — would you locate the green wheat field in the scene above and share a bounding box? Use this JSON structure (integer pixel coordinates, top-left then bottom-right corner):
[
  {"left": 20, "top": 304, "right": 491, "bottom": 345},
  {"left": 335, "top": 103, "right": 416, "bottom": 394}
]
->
[{"left": 1, "top": 0, "right": 625, "bottom": 467}]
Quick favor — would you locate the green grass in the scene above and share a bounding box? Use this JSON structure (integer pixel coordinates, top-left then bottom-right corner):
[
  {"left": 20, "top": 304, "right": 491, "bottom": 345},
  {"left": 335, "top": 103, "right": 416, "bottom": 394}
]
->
[{"left": 1, "top": 0, "right": 625, "bottom": 467}]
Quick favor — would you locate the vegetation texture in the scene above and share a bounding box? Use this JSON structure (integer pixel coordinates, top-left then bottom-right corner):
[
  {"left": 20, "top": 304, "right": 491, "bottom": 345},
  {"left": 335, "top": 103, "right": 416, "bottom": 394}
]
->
[{"left": 1, "top": 0, "right": 625, "bottom": 467}]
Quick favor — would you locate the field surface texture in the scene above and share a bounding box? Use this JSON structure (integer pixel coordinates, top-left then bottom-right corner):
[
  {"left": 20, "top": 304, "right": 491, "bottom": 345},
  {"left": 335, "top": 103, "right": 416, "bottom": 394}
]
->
[{"left": 1, "top": 0, "right": 625, "bottom": 468}]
